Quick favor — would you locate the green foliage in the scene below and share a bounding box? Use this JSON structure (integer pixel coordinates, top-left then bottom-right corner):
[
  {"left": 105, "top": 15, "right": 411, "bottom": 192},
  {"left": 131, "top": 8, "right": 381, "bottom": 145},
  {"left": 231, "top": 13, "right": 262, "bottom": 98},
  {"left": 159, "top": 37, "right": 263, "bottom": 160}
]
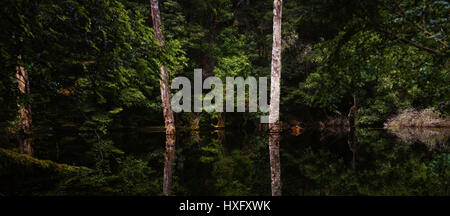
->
[{"left": 1, "top": 0, "right": 449, "bottom": 196}]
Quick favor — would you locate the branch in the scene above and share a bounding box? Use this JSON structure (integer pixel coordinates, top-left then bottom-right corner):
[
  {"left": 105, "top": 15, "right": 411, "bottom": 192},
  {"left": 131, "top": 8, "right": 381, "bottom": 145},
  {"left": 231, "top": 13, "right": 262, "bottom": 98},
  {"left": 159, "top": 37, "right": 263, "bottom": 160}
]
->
[
  {"left": 392, "top": 0, "right": 448, "bottom": 48},
  {"left": 375, "top": 26, "right": 444, "bottom": 55}
]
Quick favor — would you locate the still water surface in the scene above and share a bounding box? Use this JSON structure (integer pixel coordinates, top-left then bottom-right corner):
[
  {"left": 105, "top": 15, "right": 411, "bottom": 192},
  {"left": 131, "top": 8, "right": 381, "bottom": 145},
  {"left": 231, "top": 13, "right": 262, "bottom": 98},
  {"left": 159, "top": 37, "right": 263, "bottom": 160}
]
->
[{"left": 1, "top": 127, "right": 449, "bottom": 195}]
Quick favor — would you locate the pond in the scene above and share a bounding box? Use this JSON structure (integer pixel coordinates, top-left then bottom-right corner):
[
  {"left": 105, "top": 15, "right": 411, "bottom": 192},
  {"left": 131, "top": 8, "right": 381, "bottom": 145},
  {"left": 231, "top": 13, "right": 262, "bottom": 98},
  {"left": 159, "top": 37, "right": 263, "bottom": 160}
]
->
[{"left": 0, "top": 127, "right": 449, "bottom": 196}]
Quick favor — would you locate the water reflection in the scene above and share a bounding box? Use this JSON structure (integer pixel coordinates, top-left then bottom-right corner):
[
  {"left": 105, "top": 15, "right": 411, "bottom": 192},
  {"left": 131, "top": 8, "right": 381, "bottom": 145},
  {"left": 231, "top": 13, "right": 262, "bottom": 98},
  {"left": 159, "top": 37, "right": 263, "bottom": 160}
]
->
[
  {"left": 269, "top": 132, "right": 281, "bottom": 196},
  {"left": 388, "top": 128, "right": 450, "bottom": 149},
  {"left": 163, "top": 133, "right": 176, "bottom": 196},
  {"left": 348, "top": 127, "right": 357, "bottom": 171},
  {"left": 2, "top": 126, "right": 449, "bottom": 196},
  {"left": 216, "top": 129, "right": 226, "bottom": 150},
  {"left": 18, "top": 135, "right": 33, "bottom": 156}
]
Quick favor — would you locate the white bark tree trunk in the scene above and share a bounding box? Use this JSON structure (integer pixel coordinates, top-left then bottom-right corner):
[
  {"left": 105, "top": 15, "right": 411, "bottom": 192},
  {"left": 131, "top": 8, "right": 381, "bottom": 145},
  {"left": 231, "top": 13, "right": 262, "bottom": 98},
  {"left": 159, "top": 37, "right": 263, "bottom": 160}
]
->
[
  {"left": 269, "top": 0, "right": 282, "bottom": 196},
  {"left": 269, "top": 0, "right": 282, "bottom": 133}
]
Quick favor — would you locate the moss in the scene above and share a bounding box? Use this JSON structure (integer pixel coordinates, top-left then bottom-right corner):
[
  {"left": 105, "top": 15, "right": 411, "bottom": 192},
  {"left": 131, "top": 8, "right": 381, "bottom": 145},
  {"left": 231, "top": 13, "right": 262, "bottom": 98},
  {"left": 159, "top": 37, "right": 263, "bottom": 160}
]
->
[
  {"left": 137, "top": 126, "right": 165, "bottom": 133},
  {"left": 111, "top": 148, "right": 125, "bottom": 155},
  {"left": 0, "top": 148, "right": 91, "bottom": 177}
]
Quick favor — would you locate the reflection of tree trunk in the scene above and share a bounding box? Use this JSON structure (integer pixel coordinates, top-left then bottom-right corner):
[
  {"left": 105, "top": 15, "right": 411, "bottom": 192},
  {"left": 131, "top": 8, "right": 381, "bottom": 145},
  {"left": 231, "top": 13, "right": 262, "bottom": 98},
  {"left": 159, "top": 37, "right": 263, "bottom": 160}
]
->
[
  {"left": 268, "top": 0, "right": 283, "bottom": 196},
  {"left": 352, "top": 151, "right": 356, "bottom": 171},
  {"left": 4, "top": 128, "right": 10, "bottom": 146},
  {"left": 190, "top": 114, "right": 200, "bottom": 130},
  {"left": 348, "top": 94, "right": 358, "bottom": 171},
  {"left": 348, "top": 127, "right": 357, "bottom": 171},
  {"left": 216, "top": 112, "right": 226, "bottom": 128},
  {"left": 150, "top": 0, "right": 175, "bottom": 135},
  {"left": 163, "top": 133, "right": 176, "bottom": 196},
  {"left": 191, "top": 130, "right": 200, "bottom": 144},
  {"left": 216, "top": 129, "right": 227, "bottom": 156},
  {"left": 19, "top": 136, "right": 33, "bottom": 156},
  {"left": 56, "top": 141, "right": 60, "bottom": 161},
  {"left": 269, "top": 132, "right": 281, "bottom": 196}
]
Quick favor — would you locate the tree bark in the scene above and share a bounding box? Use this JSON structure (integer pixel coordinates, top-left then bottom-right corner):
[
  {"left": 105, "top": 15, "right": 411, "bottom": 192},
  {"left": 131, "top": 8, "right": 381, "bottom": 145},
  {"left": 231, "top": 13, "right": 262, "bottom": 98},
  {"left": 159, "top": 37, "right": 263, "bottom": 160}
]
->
[
  {"left": 268, "top": 0, "right": 283, "bottom": 196},
  {"left": 14, "top": 34, "right": 33, "bottom": 156},
  {"left": 269, "top": 0, "right": 282, "bottom": 133},
  {"left": 13, "top": 34, "right": 32, "bottom": 136},
  {"left": 150, "top": 0, "right": 176, "bottom": 135},
  {"left": 16, "top": 55, "right": 32, "bottom": 135}
]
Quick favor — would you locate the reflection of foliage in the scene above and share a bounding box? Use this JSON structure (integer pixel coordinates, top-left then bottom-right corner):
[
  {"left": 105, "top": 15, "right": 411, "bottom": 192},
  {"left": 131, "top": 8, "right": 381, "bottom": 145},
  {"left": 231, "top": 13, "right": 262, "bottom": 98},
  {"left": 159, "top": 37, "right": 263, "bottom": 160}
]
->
[
  {"left": 55, "top": 131, "right": 165, "bottom": 196},
  {"left": 115, "top": 156, "right": 159, "bottom": 195},
  {"left": 60, "top": 156, "right": 160, "bottom": 195},
  {"left": 175, "top": 129, "right": 449, "bottom": 196},
  {"left": 213, "top": 150, "right": 253, "bottom": 196},
  {"left": 194, "top": 131, "right": 269, "bottom": 195},
  {"left": 388, "top": 128, "right": 450, "bottom": 149},
  {"left": 199, "top": 134, "right": 252, "bottom": 195},
  {"left": 282, "top": 129, "right": 449, "bottom": 195},
  {"left": 385, "top": 108, "right": 450, "bottom": 128},
  {"left": 4, "top": 128, "right": 448, "bottom": 195},
  {"left": 200, "top": 138, "right": 222, "bottom": 164}
]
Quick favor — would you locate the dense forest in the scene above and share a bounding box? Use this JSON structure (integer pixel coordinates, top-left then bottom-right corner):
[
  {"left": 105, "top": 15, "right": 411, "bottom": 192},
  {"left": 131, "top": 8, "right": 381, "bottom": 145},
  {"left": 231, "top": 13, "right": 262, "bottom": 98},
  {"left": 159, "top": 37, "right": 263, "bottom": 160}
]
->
[{"left": 0, "top": 0, "right": 449, "bottom": 196}]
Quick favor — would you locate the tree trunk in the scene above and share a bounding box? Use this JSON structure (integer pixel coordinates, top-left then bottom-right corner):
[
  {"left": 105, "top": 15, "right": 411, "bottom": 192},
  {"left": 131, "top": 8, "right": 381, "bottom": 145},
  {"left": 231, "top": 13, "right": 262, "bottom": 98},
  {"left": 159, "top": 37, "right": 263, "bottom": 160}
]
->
[
  {"left": 16, "top": 56, "right": 32, "bottom": 135},
  {"left": 268, "top": 0, "right": 283, "bottom": 196},
  {"left": 14, "top": 34, "right": 34, "bottom": 156},
  {"left": 150, "top": 0, "right": 176, "bottom": 135},
  {"left": 14, "top": 35, "right": 32, "bottom": 135},
  {"left": 151, "top": 0, "right": 176, "bottom": 196},
  {"left": 269, "top": 0, "right": 282, "bottom": 133}
]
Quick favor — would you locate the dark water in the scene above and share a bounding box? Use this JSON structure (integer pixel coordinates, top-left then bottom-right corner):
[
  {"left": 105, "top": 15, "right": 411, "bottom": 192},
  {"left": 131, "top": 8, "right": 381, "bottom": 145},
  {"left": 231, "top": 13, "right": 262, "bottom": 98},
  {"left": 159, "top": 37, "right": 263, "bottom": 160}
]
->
[{"left": 1, "top": 127, "right": 449, "bottom": 196}]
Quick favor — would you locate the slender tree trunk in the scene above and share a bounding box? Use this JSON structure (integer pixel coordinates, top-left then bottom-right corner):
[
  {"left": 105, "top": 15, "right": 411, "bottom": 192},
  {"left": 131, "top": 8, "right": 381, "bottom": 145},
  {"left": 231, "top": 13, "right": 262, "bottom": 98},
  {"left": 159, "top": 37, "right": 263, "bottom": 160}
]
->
[
  {"left": 14, "top": 34, "right": 34, "bottom": 156},
  {"left": 348, "top": 127, "right": 357, "bottom": 171},
  {"left": 216, "top": 129, "right": 228, "bottom": 156},
  {"left": 150, "top": 0, "right": 176, "bottom": 135},
  {"left": 150, "top": 0, "right": 176, "bottom": 195},
  {"left": 268, "top": 0, "right": 283, "bottom": 196},
  {"left": 14, "top": 35, "right": 32, "bottom": 135},
  {"left": 16, "top": 56, "right": 32, "bottom": 135},
  {"left": 269, "top": 0, "right": 282, "bottom": 133}
]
